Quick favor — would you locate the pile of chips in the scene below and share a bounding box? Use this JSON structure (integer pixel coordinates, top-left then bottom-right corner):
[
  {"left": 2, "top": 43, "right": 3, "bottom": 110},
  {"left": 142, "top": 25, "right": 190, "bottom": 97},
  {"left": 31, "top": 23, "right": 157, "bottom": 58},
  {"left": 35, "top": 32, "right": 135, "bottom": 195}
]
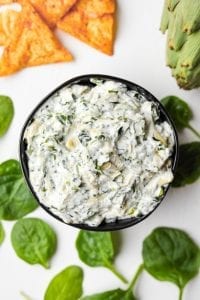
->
[{"left": 0, "top": 0, "right": 116, "bottom": 76}]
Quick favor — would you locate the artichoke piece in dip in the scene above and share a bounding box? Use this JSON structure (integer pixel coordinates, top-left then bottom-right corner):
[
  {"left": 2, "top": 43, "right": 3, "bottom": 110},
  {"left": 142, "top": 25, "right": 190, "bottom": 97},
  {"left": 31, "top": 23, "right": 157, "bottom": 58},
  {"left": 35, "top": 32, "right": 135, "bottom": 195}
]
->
[{"left": 24, "top": 79, "right": 175, "bottom": 226}]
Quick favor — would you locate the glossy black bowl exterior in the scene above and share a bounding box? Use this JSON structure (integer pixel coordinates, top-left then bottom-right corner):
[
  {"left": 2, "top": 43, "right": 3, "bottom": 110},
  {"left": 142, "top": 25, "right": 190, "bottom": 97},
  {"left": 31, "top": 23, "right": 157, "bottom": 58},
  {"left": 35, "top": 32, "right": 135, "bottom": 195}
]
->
[{"left": 19, "top": 74, "right": 179, "bottom": 231}]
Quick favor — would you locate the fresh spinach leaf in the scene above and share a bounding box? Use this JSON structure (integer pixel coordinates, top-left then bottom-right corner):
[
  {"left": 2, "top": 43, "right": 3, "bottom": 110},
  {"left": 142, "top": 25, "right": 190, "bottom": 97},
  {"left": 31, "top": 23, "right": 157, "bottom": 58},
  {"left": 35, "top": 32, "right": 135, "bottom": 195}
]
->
[
  {"left": 44, "top": 265, "right": 83, "bottom": 300},
  {"left": 0, "top": 95, "right": 14, "bottom": 137},
  {"left": 142, "top": 227, "right": 200, "bottom": 299},
  {"left": 0, "top": 159, "right": 38, "bottom": 220},
  {"left": 76, "top": 230, "right": 127, "bottom": 283},
  {"left": 0, "top": 221, "right": 5, "bottom": 245},
  {"left": 161, "top": 96, "right": 200, "bottom": 139},
  {"left": 172, "top": 142, "right": 200, "bottom": 187},
  {"left": 82, "top": 288, "right": 135, "bottom": 300},
  {"left": 11, "top": 218, "right": 57, "bottom": 268},
  {"left": 76, "top": 230, "right": 114, "bottom": 267}
]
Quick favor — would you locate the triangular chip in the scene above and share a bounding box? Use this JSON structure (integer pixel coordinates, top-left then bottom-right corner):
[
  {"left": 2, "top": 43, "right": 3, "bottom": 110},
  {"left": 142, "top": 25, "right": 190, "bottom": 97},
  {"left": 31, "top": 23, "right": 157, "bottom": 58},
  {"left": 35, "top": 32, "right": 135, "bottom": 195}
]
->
[
  {"left": 0, "top": 9, "right": 19, "bottom": 46},
  {"left": 57, "top": 0, "right": 115, "bottom": 55},
  {"left": 0, "top": 1, "right": 72, "bottom": 76},
  {"left": 28, "top": 0, "right": 78, "bottom": 27},
  {"left": 75, "top": 0, "right": 115, "bottom": 17}
]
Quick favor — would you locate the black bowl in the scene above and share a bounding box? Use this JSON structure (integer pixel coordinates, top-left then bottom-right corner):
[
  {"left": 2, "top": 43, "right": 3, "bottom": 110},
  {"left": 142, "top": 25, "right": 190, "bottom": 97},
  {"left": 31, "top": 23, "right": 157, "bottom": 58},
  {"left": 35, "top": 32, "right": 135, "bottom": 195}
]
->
[{"left": 19, "top": 74, "right": 179, "bottom": 231}]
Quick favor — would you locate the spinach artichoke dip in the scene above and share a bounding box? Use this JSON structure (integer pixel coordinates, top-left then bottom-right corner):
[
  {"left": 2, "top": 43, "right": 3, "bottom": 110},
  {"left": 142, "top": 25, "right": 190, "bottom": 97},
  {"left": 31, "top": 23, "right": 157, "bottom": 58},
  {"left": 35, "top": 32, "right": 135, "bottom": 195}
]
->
[{"left": 24, "top": 79, "right": 175, "bottom": 226}]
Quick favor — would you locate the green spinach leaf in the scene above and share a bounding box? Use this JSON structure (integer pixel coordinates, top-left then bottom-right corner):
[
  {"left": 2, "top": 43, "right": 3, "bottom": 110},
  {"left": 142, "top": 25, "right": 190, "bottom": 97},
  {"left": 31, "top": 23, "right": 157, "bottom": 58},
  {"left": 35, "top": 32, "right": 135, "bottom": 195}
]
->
[
  {"left": 76, "top": 230, "right": 127, "bottom": 283},
  {"left": 161, "top": 96, "right": 200, "bottom": 139},
  {"left": 142, "top": 227, "right": 200, "bottom": 299},
  {"left": 44, "top": 265, "right": 83, "bottom": 300},
  {"left": 0, "top": 159, "right": 38, "bottom": 220},
  {"left": 82, "top": 288, "right": 135, "bottom": 300},
  {"left": 0, "top": 221, "right": 5, "bottom": 245},
  {"left": 11, "top": 218, "right": 57, "bottom": 268},
  {"left": 172, "top": 142, "right": 200, "bottom": 187},
  {"left": 0, "top": 95, "right": 14, "bottom": 137}
]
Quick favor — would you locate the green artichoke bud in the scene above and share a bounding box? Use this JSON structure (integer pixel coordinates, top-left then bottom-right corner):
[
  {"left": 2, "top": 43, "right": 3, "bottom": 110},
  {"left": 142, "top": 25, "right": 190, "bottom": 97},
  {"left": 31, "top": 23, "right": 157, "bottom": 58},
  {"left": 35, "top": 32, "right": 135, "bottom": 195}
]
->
[{"left": 160, "top": 0, "right": 200, "bottom": 89}]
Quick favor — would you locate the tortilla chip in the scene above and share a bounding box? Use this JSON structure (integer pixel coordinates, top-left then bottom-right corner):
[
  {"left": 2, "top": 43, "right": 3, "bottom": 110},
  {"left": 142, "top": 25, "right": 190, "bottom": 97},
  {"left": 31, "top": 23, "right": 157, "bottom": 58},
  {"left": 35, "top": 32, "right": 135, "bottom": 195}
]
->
[
  {"left": 0, "top": 15, "right": 6, "bottom": 45},
  {"left": 57, "top": 5, "right": 115, "bottom": 55},
  {"left": 0, "top": 0, "right": 14, "bottom": 3},
  {"left": 29, "top": 0, "right": 78, "bottom": 27},
  {"left": 0, "top": 1, "right": 72, "bottom": 76},
  {"left": 75, "top": 0, "right": 115, "bottom": 18},
  {"left": 0, "top": 9, "right": 19, "bottom": 46}
]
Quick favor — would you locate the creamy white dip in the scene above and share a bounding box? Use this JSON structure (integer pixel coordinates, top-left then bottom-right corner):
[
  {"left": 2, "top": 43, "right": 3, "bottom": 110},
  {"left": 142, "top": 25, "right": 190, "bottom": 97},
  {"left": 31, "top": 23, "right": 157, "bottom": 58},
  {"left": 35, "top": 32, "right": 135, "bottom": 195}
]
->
[{"left": 24, "top": 79, "right": 175, "bottom": 226}]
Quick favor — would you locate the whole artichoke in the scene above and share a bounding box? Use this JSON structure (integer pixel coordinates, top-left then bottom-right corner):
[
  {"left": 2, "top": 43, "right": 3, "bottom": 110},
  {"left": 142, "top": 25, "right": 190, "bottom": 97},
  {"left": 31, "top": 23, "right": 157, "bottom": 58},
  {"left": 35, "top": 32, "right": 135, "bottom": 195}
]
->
[{"left": 160, "top": 0, "right": 200, "bottom": 90}]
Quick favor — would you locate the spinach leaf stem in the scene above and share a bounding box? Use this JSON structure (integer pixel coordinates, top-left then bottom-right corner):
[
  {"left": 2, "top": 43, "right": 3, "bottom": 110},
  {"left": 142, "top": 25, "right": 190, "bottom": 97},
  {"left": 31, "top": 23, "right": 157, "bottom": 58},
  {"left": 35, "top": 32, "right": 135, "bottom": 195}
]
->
[
  {"left": 178, "top": 287, "right": 183, "bottom": 300},
  {"left": 105, "top": 260, "right": 128, "bottom": 284},
  {"left": 128, "top": 264, "right": 144, "bottom": 291},
  {"left": 187, "top": 124, "right": 200, "bottom": 139}
]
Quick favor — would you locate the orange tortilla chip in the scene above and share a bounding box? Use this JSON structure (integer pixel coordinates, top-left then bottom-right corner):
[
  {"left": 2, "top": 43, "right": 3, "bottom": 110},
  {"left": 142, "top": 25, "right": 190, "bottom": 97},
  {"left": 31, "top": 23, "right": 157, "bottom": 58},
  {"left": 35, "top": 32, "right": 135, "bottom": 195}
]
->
[
  {"left": 29, "top": 0, "right": 78, "bottom": 27},
  {"left": 0, "top": 0, "right": 14, "bottom": 3},
  {"left": 0, "top": 14, "right": 6, "bottom": 45},
  {"left": 0, "top": 1, "right": 72, "bottom": 76},
  {"left": 76, "top": 0, "right": 115, "bottom": 18},
  {"left": 0, "top": 9, "right": 19, "bottom": 46},
  {"left": 57, "top": 2, "right": 115, "bottom": 55}
]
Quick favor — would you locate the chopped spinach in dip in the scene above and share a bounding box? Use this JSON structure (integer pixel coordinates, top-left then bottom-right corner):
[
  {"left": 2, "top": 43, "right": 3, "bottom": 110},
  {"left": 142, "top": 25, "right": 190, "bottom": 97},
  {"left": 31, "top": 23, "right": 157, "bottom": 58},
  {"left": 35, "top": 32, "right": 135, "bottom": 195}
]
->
[{"left": 24, "top": 79, "right": 175, "bottom": 226}]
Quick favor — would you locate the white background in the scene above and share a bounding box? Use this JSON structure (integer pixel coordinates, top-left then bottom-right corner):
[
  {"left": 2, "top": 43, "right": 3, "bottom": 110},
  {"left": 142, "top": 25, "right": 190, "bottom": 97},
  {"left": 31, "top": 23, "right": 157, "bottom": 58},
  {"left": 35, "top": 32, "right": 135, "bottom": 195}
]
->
[{"left": 0, "top": 0, "right": 200, "bottom": 299}]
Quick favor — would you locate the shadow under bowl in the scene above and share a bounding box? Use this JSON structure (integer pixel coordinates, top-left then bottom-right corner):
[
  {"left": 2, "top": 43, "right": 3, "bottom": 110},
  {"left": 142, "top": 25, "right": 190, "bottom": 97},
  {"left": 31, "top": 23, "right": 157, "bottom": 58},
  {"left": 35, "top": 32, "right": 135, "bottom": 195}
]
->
[{"left": 19, "top": 74, "right": 179, "bottom": 231}]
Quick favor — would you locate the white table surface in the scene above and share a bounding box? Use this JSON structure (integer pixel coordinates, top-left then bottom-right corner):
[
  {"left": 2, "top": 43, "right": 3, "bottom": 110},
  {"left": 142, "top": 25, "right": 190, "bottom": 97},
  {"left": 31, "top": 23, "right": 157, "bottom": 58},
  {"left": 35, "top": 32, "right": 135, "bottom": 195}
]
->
[{"left": 0, "top": 0, "right": 200, "bottom": 299}]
